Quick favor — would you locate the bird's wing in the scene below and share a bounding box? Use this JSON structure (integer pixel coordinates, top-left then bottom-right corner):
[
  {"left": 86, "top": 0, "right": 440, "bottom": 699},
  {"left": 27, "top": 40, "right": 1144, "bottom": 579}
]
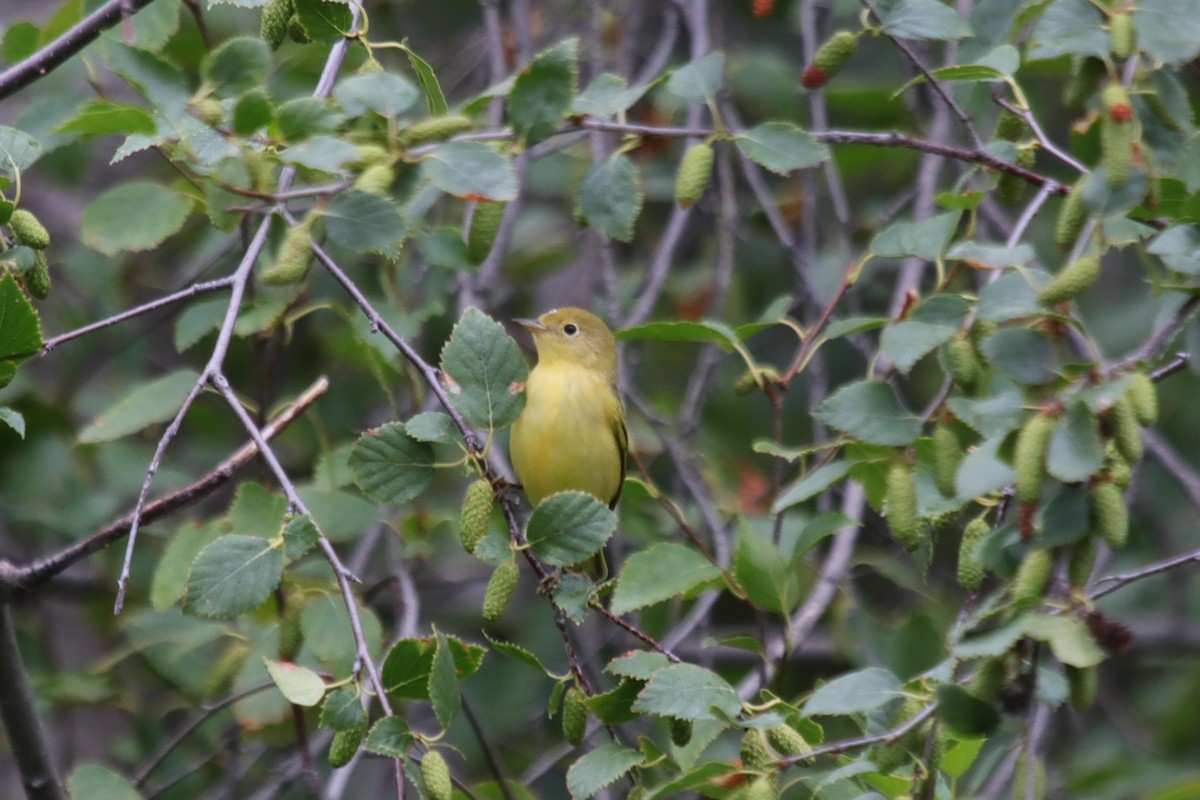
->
[{"left": 609, "top": 407, "right": 628, "bottom": 509}]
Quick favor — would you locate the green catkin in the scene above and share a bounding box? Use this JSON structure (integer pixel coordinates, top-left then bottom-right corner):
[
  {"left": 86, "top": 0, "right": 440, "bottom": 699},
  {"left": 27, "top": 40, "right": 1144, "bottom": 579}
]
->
[
  {"left": 467, "top": 201, "right": 506, "bottom": 264},
  {"left": 741, "top": 776, "right": 780, "bottom": 800},
  {"left": 1038, "top": 255, "right": 1101, "bottom": 305},
  {"left": 1068, "top": 537, "right": 1098, "bottom": 587},
  {"left": 1126, "top": 372, "right": 1158, "bottom": 426},
  {"left": 674, "top": 143, "right": 714, "bottom": 208},
  {"left": 885, "top": 461, "right": 922, "bottom": 550},
  {"left": 957, "top": 517, "right": 990, "bottom": 590},
  {"left": 1014, "top": 413, "right": 1056, "bottom": 504},
  {"left": 353, "top": 162, "right": 394, "bottom": 195},
  {"left": 9, "top": 210, "right": 50, "bottom": 249},
  {"left": 261, "top": 212, "right": 316, "bottom": 285},
  {"left": 993, "top": 109, "right": 1027, "bottom": 142},
  {"left": 740, "top": 729, "right": 775, "bottom": 769},
  {"left": 968, "top": 657, "right": 1007, "bottom": 702},
  {"left": 459, "top": 479, "right": 493, "bottom": 553},
  {"left": 932, "top": 423, "right": 963, "bottom": 498},
  {"left": 1066, "top": 665, "right": 1098, "bottom": 711},
  {"left": 801, "top": 31, "right": 858, "bottom": 89},
  {"left": 1014, "top": 753, "right": 1047, "bottom": 800},
  {"left": 1012, "top": 549, "right": 1053, "bottom": 602},
  {"left": 1054, "top": 179, "right": 1088, "bottom": 250},
  {"left": 1063, "top": 57, "right": 1105, "bottom": 107},
  {"left": 765, "top": 724, "right": 809, "bottom": 756},
  {"left": 562, "top": 686, "right": 588, "bottom": 746},
  {"left": 482, "top": 559, "right": 519, "bottom": 621},
  {"left": 1101, "top": 114, "right": 1134, "bottom": 188},
  {"left": 946, "top": 338, "right": 981, "bottom": 389},
  {"left": 669, "top": 717, "right": 693, "bottom": 747},
  {"left": 1104, "top": 441, "right": 1133, "bottom": 489},
  {"left": 260, "top": 0, "right": 291, "bottom": 50},
  {"left": 401, "top": 115, "right": 475, "bottom": 146},
  {"left": 421, "top": 750, "right": 453, "bottom": 800},
  {"left": 26, "top": 251, "right": 51, "bottom": 300},
  {"left": 1090, "top": 480, "right": 1129, "bottom": 549},
  {"left": 287, "top": 14, "right": 311, "bottom": 43},
  {"left": 328, "top": 723, "right": 366, "bottom": 767},
  {"left": 1109, "top": 12, "right": 1135, "bottom": 60},
  {"left": 1110, "top": 396, "right": 1143, "bottom": 463}
]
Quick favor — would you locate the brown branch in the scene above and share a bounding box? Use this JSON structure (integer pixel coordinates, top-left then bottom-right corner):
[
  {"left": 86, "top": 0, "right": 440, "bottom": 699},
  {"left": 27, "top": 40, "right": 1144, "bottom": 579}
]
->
[
  {"left": 0, "top": 377, "right": 329, "bottom": 598},
  {"left": 0, "top": 605, "right": 67, "bottom": 800},
  {"left": 1089, "top": 545, "right": 1200, "bottom": 602},
  {"left": 0, "top": 0, "right": 160, "bottom": 102}
]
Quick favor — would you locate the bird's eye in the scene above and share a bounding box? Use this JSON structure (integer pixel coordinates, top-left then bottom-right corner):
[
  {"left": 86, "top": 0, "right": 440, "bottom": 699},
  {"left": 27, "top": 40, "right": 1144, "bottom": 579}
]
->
[{"left": 563, "top": 323, "right": 578, "bottom": 335}]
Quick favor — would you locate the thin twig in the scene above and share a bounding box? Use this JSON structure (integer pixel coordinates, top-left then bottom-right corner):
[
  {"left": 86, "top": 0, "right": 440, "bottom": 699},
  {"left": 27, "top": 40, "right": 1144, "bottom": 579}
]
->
[
  {"left": 0, "top": 605, "right": 68, "bottom": 800},
  {"left": 782, "top": 701, "right": 938, "bottom": 765},
  {"left": 1089, "top": 544, "right": 1200, "bottom": 601}
]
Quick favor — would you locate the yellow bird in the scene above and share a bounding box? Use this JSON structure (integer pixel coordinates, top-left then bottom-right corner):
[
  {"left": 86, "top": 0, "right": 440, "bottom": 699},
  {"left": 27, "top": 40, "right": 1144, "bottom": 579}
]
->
[{"left": 509, "top": 307, "right": 628, "bottom": 511}]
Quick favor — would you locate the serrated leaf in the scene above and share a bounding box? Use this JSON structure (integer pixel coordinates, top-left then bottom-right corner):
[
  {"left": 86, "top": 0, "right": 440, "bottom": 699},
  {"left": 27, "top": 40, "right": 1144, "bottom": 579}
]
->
[
  {"left": 525, "top": 491, "right": 617, "bottom": 567},
  {"left": 292, "top": 0, "right": 353, "bottom": 40},
  {"left": 183, "top": 534, "right": 283, "bottom": 618},
  {"left": 363, "top": 717, "right": 412, "bottom": 756},
  {"left": 403, "top": 45, "right": 448, "bottom": 116},
  {"left": 1134, "top": 0, "right": 1200, "bottom": 64},
  {"left": 349, "top": 422, "right": 435, "bottom": 505},
  {"left": 510, "top": 38, "right": 577, "bottom": 144},
  {"left": 813, "top": 380, "right": 922, "bottom": 445},
  {"left": 438, "top": 306, "right": 527, "bottom": 429},
  {"left": 0, "top": 273, "right": 43, "bottom": 387},
  {"left": 980, "top": 327, "right": 1056, "bottom": 385},
  {"left": 566, "top": 744, "right": 644, "bottom": 799},
  {"left": 773, "top": 460, "right": 850, "bottom": 514},
  {"left": 381, "top": 636, "right": 486, "bottom": 700},
  {"left": 572, "top": 72, "right": 647, "bottom": 117},
  {"left": 1023, "top": 613, "right": 1105, "bottom": 668},
  {"left": 78, "top": 369, "right": 200, "bottom": 444},
  {"left": 976, "top": 268, "right": 1049, "bottom": 321},
  {"left": 301, "top": 593, "right": 382, "bottom": 675},
  {"left": 324, "top": 189, "right": 407, "bottom": 259},
  {"left": 575, "top": 153, "right": 642, "bottom": 242},
  {"left": 1046, "top": 401, "right": 1103, "bottom": 483},
  {"left": 101, "top": 43, "right": 191, "bottom": 115},
  {"left": 802, "top": 667, "right": 903, "bottom": 716},
  {"left": 282, "top": 515, "right": 321, "bottom": 560},
  {"left": 1148, "top": 225, "right": 1200, "bottom": 275},
  {"left": 334, "top": 70, "right": 419, "bottom": 118},
  {"left": 953, "top": 616, "right": 1027, "bottom": 658},
  {"left": 616, "top": 319, "right": 741, "bottom": 350},
  {"left": 610, "top": 543, "right": 719, "bottom": 615},
  {"left": 882, "top": 0, "right": 972, "bottom": 40},
  {"left": 1027, "top": 0, "right": 1107, "bottom": 60},
  {"left": 0, "top": 125, "right": 43, "bottom": 173},
  {"left": 151, "top": 519, "right": 222, "bottom": 611},
  {"left": 633, "top": 663, "right": 741, "bottom": 721},
  {"left": 733, "top": 525, "right": 800, "bottom": 614},
  {"left": 956, "top": 436, "right": 1015, "bottom": 499},
  {"left": 553, "top": 573, "right": 595, "bottom": 624},
  {"left": 55, "top": 99, "right": 156, "bottom": 136},
  {"left": 264, "top": 658, "right": 326, "bottom": 706},
  {"left": 81, "top": 182, "right": 192, "bottom": 255},
  {"left": 735, "top": 122, "right": 828, "bottom": 175},
  {"left": 429, "top": 634, "right": 461, "bottom": 728},
  {"left": 872, "top": 211, "right": 960, "bottom": 260},
  {"left": 67, "top": 764, "right": 143, "bottom": 800},
  {"left": 484, "top": 633, "right": 550, "bottom": 673},
  {"left": 583, "top": 679, "right": 643, "bottom": 725},
  {"left": 881, "top": 294, "right": 969, "bottom": 375},
  {"left": 202, "top": 37, "right": 271, "bottom": 96},
  {"left": 423, "top": 141, "right": 518, "bottom": 201},
  {"left": 232, "top": 90, "right": 273, "bottom": 136},
  {"left": 229, "top": 482, "right": 288, "bottom": 538},
  {"left": 320, "top": 686, "right": 365, "bottom": 730},
  {"left": 278, "top": 134, "right": 358, "bottom": 173},
  {"left": 0, "top": 407, "right": 26, "bottom": 438},
  {"left": 275, "top": 97, "right": 344, "bottom": 142},
  {"left": 665, "top": 52, "right": 724, "bottom": 103},
  {"left": 606, "top": 650, "right": 671, "bottom": 680},
  {"left": 406, "top": 411, "right": 459, "bottom": 444}
]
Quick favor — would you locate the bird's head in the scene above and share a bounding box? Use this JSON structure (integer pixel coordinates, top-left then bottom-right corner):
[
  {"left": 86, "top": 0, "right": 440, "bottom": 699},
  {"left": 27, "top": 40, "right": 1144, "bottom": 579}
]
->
[{"left": 515, "top": 307, "right": 617, "bottom": 379}]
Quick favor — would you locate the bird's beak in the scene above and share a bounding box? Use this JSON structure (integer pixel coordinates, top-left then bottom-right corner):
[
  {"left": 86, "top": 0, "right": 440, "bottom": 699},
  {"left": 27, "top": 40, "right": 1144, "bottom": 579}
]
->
[{"left": 514, "top": 318, "right": 547, "bottom": 332}]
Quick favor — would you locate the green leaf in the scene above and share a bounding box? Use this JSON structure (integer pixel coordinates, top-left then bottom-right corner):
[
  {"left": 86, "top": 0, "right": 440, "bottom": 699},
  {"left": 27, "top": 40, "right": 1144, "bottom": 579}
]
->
[
  {"left": 2, "top": 22, "right": 40, "bottom": 63},
  {"left": 1027, "top": 0, "right": 1107, "bottom": 60},
  {"left": 382, "top": 636, "right": 487, "bottom": 699},
  {"left": 949, "top": 241, "right": 1035, "bottom": 271},
  {"left": 774, "top": 461, "right": 851, "bottom": 514},
  {"left": 573, "top": 72, "right": 647, "bottom": 117},
  {"left": 232, "top": 89, "right": 273, "bottom": 136},
  {"left": 183, "top": 534, "right": 283, "bottom": 618},
  {"left": 483, "top": 633, "right": 551, "bottom": 673},
  {"left": 101, "top": 43, "right": 190, "bottom": 116},
  {"left": 264, "top": 658, "right": 326, "bottom": 706},
  {"left": 301, "top": 592, "right": 382, "bottom": 674},
  {"left": 510, "top": 38, "right": 577, "bottom": 144},
  {"left": 976, "top": 268, "right": 1048, "bottom": 321},
  {"left": 282, "top": 515, "right": 321, "bottom": 560},
  {"left": 937, "top": 684, "right": 1000, "bottom": 736},
  {"left": 802, "top": 667, "right": 903, "bottom": 716},
  {"left": 230, "top": 482, "right": 287, "bottom": 539},
  {"left": 735, "top": 122, "right": 828, "bottom": 175},
  {"left": 55, "top": 100, "right": 156, "bottom": 136},
  {"left": 202, "top": 37, "right": 271, "bottom": 96},
  {"left": 616, "top": 319, "right": 741, "bottom": 350},
  {"left": 321, "top": 687, "right": 365, "bottom": 730},
  {"left": 334, "top": 70, "right": 419, "bottom": 118},
  {"left": 363, "top": 717, "right": 412, "bottom": 757},
  {"left": 583, "top": 679, "right": 643, "bottom": 725},
  {"left": 324, "top": 189, "right": 407, "bottom": 259},
  {"left": 438, "top": 306, "right": 527, "bottom": 430},
  {"left": 0, "top": 407, "right": 26, "bottom": 438},
  {"left": 632, "top": 663, "right": 741, "bottom": 721},
  {"left": 151, "top": 519, "right": 221, "bottom": 611},
  {"left": 813, "top": 380, "right": 922, "bottom": 446},
  {"left": 403, "top": 45, "right": 449, "bottom": 116},
  {"left": 349, "top": 422, "right": 435, "bottom": 505},
  {"left": 1023, "top": 613, "right": 1104, "bottom": 667},
  {"left": 429, "top": 634, "right": 461, "bottom": 728},
  {"left": 881, "top": 0, "right": 972, "bottom": 40},
  {"left": 423, "top": 141, "right": 518, "bottom": 201},
  {"left": 1039, "top": 485, "right": 1090, "bottom": 547},
  {"left": 78, "top": 369, "right": 200, "bottom": 444},
  {"left": 292, "top": 0, "right": 353, "bottom": 40},
  {"left": 1046, "top": 401, "right": 1103, "bottom": 483},
  {"left": 1148, "top": 225, "right": 1200, "bottom": 275},
  {"left": 116, "top": 0, "right": 180, "bottom": 51},
  {"left": 0, "top": 125, "right": 42, "bottom": 173},
  {"left": 553, "top": 573, "right": 595, "bottom": 624},
  {"left": 67, "top": 764, "right": 143, "bottom": 800},
  {"left": 665, "top": 52, "right": 724, "bottom": 103},
  {"left": 566, "top": 743, "right": 644, "bottom": 800},
  {"left": 1134, "top": 0, "right": 1200, "bottom": 64},
  {"left": 948, "top": 382, "right": 1024, "bottom": 438},
  {"left": 955, "top": 436, "right": 1015, "bottom": 499},
  {"left": 275, "top": 97, "right": 345, "bottom": 142},
  {"left": 606, "top": 650, "right": 671, "bottom": 680},
  {"left": 954, "top": 616, "right": 1027, "bottom": 659},
  {"left": 406, "top": 411, "right": 459, "bottom": 444},
  {"left": 881, "top": 294, "right": 969, "bottom": 375},
  {"left": 610, "top": 543, "right": 720, "bottom": 615},
  {"left": 0, "top": 272, "right": 43, "bottom": 387},
  {"left": 525, "top": 491, "right": 617, "bottom": 567},
  {"left": 575, "top": 153, "right": 642, "bottom": 242},
  {"left": 872, "top": 211, "right": 960, "bottom": 260},
  {"left": 298, "top": 487, "right": 375, "bottom": 542},
  {"left": 734, "top": 524, "right": 801, "bottom": 614},
  {"left": 81, "top": 182, "right": 192, "bottom": 255},
  {"left": 980, "top": 327, "right": 1056, "bottom": 385},
  {"left": 279, "top": 134, "right": 359, "bottom": 173}
]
